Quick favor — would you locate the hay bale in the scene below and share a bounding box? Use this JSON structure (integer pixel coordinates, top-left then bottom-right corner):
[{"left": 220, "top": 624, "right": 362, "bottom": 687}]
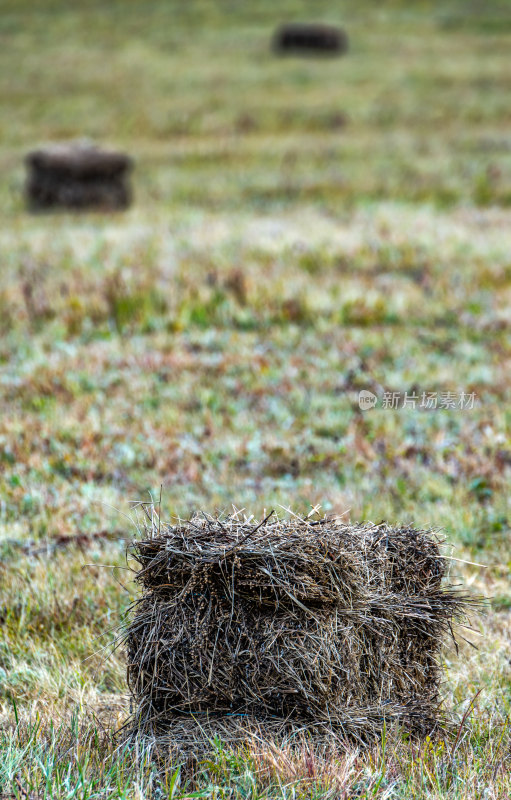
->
[
  {"left": 25, "top": 141, "right": 133, "bottom": 211},
  {"left": 123, "top": 513, "right": 472, "bottom": 760},
  {"left": 272, "top": 24, "right": 348, "bottom": 56}
]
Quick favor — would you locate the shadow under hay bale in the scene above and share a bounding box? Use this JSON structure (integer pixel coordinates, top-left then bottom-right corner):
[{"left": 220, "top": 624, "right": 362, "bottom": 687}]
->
[
  {"left": 122, "top": 513, "right": 473, "bottom": 765},
  {"left": 272, "top": 24, "right": 348, "bottom": 56},
  {"left": 25, "top": 141, "right": 133, "bottom": 211}
]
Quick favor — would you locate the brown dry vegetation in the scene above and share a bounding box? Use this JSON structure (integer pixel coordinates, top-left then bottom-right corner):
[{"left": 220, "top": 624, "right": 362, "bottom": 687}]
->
[
  {"left": 1, "top": 0, "right": 511, "bottom": 797},
  {"left": 124, "top": 515, "right": 475, "bottom": 761}
]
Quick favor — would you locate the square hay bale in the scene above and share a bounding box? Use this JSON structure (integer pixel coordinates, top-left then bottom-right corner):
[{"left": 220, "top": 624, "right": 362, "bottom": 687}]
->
[
  {"left": 25, "top": 141, "right": 133, "bottom": 211},
  {"left": 123, "top": 513, "right": 471, "bottom": 760},
  {"left": 272, "top": 24, "right": 349, "bottom": 56}
]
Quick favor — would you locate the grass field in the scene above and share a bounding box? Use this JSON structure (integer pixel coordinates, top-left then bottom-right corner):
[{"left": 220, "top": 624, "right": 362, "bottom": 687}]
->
[{"left": 1, "top": 0, "right": 511, "bottom": 796}]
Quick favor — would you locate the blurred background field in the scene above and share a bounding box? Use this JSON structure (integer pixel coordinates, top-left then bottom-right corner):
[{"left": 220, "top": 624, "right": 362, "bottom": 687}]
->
[{"left": 1, "top": 0, "right": 511, "bottom": 797}]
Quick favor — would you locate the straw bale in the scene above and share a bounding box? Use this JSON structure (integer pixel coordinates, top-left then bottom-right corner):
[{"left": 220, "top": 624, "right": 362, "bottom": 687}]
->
[
  {"left": 122, "top": 512, "right": 473, "bottom": 760},
  {"left": 25, "top": 141, "right": 133, "bottom": 211},
  {"left": 272, "top": 24, "right": 349, "bottom": 56}
]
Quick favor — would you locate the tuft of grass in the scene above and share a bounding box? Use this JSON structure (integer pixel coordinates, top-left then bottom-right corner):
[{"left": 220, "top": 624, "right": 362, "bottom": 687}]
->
[{"left": 1, "top": 708, "right": 510, "bottom": 798}]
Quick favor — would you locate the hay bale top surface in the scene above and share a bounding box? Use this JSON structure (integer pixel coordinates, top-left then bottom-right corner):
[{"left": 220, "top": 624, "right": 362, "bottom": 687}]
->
[
  {"left": 26, "top": 141, "right": 132, "bottom": 177},
  {"left": 130, "top": 513, "right": 448, "bottom": 608}
]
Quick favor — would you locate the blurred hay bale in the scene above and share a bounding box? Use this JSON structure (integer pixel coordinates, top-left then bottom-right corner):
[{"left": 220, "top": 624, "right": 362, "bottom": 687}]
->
[
  {"left": 25, "top": 141, "right": 133, "bottom": 211},
  {"left": 272, "top": 24, "right": 348, "bottom": 56},
  {"left": 123, "top": 512, "right": 472, "bottom": 762}
]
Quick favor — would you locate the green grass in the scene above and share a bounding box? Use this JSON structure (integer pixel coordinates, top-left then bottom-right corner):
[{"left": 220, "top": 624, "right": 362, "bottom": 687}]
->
[{"left": 1, "top": 0, "right": 511, "bottom": 796}]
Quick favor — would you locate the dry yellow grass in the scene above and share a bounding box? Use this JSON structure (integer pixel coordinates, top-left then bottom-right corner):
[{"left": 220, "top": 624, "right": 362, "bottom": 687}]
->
[{"left": 1, "top": 0, "right": 511, "bottom": 796}]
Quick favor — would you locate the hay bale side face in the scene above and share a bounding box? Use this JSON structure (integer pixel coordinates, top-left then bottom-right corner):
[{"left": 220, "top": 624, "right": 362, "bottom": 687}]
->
[
  {"left": 272, "top": 24, "right": 349, "bottom": 56},
  {"left": 25, "top": 142, "right": 133, "bottom": 211},
  {"left": 125, "top": 517, "right": 471, "bottom": 750},
  {"left": 128, "top": 599, "right": 365, "bottom": 720}
]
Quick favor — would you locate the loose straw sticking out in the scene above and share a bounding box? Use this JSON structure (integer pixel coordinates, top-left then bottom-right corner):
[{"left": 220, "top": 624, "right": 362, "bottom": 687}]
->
[{"left": 121, "top": 511, "right": 477, "bottom": 766}]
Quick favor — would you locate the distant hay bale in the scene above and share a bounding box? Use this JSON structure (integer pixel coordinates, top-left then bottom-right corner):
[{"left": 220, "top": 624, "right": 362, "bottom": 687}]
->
[
  {"left": 25, "top": 141, "right": 133, "bottom": 211},
  {"left": 272, "top": 24, "right": 348, "bottom": 56},
  {"left": 123, "top": 512, "right": 472, "bottom": 762}
]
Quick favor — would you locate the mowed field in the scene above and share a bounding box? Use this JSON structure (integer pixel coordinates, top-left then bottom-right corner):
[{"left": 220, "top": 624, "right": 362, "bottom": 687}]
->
[{"left": 1, "top": 0, "right": 511, "bottom": 796}]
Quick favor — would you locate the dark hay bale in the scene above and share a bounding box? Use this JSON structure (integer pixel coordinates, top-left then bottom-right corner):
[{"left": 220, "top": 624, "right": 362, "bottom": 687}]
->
[
  {"left": 122, "top": 512, "right": 474, "bottom": 764},
  {"left": 25, "top": 141, "right": 133, "bottom": 211},
  {"left": 272, "top": 24, "right": 348, "bottom": 56}
]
